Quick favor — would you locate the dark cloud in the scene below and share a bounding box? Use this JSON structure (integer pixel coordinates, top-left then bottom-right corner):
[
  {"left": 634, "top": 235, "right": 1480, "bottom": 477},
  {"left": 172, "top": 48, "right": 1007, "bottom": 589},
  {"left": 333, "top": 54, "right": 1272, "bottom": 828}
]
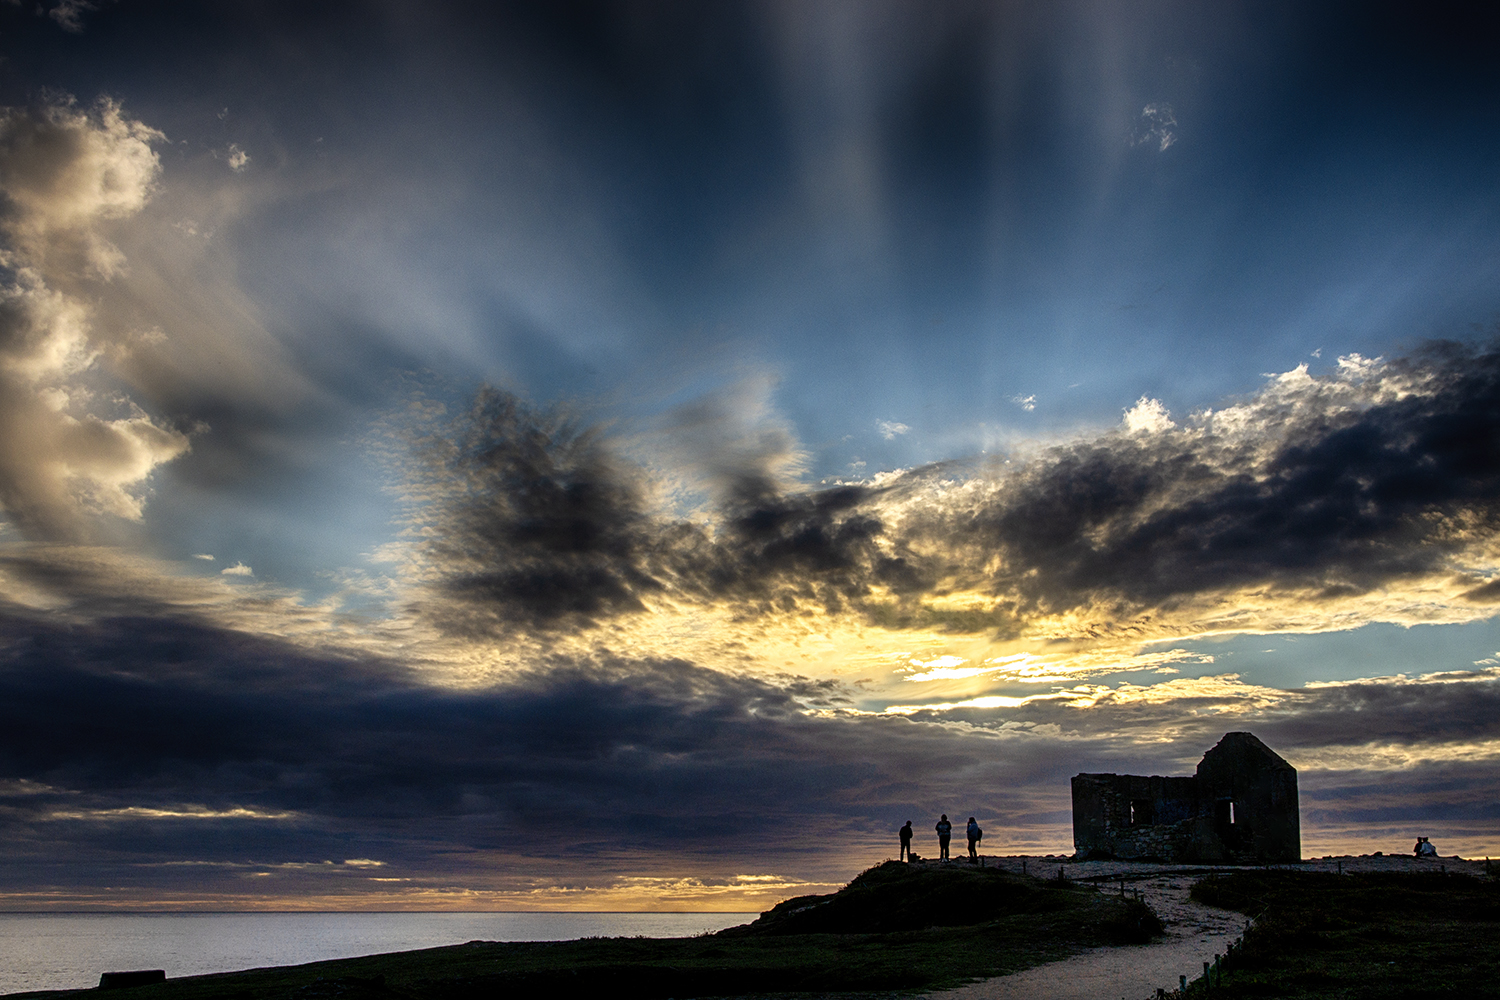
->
[
  {"left": 411, "top": 342, "right": 1500, "bottom": 640},
  {"left": 410, "top": 388, "right": 913, "bottom": 635},
  {"left": 1300, "top": 762, "right": 1500, "bottom": 830},
  {"left": 415, "top": 388, "right": 666, "bottom": 631},
  {"left": 1252, "top": 674, "right": 1500, "bottom": 752},
  {"left": 1, "top": 580, "right": 1495, "bottom": 895},
  {"left": 905, "top": 671, "right": 1500, "bottom": 773},
  {"left": 0, "top": 597, "right": 972, "bottom": 880},
  {"left": 956, "top": 342, "right": 1500, "bottom": 616}
]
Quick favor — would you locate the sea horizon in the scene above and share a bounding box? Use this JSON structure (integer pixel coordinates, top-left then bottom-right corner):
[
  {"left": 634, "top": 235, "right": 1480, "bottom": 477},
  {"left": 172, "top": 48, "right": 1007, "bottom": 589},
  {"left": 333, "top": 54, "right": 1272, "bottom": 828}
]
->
[
  {"left": 0, "top": 908, "right": 758, "bottom": 914},
  {"left": 0, "top": 911, "right": 755, "bottom": 995}
]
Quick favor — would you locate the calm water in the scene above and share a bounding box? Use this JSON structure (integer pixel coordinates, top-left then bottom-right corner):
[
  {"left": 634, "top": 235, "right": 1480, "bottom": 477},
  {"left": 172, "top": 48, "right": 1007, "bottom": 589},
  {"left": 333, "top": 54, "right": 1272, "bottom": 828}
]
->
[{"left": 0, "top": 912, "right": 752, "bottom": 995}]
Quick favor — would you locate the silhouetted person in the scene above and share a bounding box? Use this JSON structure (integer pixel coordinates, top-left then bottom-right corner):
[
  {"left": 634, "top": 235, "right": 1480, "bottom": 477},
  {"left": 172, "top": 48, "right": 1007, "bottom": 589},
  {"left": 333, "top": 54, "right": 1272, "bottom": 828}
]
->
[
  {"left": 967, "top": 816, "right": 982, "bottom": 860},
  {"left": 899, "top": 821, "right": 913, "bottom": 861},
  {"left": 1414, "top": 836, "right": 1437, "bottom": 858},
  {"left": 935, "top": 814, "right": 952, "bottom": 860}
]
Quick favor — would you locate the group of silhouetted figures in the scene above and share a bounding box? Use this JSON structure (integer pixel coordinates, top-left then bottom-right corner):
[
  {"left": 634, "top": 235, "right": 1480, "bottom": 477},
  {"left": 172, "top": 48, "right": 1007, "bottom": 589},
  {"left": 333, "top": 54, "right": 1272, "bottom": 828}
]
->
[{"left": 899, "top": 814, "right": 982, "bottom": 862}]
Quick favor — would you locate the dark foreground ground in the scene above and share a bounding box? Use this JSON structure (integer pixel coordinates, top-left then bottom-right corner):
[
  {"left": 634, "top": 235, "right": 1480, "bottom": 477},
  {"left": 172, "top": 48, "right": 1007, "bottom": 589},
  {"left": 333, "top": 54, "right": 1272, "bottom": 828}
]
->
[
  {"left": 1187, "top": 869, "right": 1500, "bottom": 998},
  {"left": 7, "top": 862, "right": 1158, "bottom": 1000}
]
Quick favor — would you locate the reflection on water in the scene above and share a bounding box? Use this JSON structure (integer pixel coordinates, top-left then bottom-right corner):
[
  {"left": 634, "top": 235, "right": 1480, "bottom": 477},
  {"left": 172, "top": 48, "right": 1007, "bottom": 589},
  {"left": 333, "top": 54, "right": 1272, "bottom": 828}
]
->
[{"left": 0, "top": 911, "right": 752, "bottom": 995}]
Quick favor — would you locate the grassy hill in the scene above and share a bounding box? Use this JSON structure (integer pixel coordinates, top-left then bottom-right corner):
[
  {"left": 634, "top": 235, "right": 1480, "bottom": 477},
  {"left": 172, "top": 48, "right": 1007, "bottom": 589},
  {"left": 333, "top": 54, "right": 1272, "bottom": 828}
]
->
[
  {"left": 1189, "top": 869, "right": 1500, "bottom": 998},
  {"left": 728, "top": 858, "right": 1162, "bottom": 937}
]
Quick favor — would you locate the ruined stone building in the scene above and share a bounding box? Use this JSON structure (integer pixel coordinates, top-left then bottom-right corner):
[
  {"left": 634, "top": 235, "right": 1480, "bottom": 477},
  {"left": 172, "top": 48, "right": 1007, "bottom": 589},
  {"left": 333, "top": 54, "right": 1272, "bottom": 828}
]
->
[{"left": 1071, "top": 732, "right": 1300, "bottom": 863}]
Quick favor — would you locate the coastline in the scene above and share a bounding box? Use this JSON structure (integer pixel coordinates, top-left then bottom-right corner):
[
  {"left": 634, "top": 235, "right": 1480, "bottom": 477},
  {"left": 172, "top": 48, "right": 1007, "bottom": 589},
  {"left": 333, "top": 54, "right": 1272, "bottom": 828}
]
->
[{"left": 4, "top": 855, "right": 1493, "bottom": 999}]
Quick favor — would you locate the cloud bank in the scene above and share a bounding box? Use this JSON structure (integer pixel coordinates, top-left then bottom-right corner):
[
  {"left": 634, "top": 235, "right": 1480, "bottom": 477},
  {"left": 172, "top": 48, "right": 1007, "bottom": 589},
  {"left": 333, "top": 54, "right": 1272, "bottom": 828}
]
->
[
  {"left": 407, "top": 344, "right": 1500, "bottom": 650},
  {"left": 1, "top": 575, "right": 1494, "bottom": 907},
  {"left": 0, "top": 97, "right": 189, "bottom": 539}
]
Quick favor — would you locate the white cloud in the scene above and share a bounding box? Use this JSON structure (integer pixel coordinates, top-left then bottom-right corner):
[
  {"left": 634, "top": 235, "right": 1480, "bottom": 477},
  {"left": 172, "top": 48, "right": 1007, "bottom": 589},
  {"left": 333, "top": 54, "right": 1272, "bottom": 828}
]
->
[
  {"left": 58, "top": 412, "right": 192, "bottom": 519},
  {"left": 0, "top": 97, "right": 162, "bottom": 242},
  {"left": 221, "top": 562, "right": 254, "bottom": 576},
  {"left": 42, "top": 804, "right": 296, "bottom": 822},
  {"left": 1132, "top": 103, "right": 1177, "bottom": 151},
  {"left": 884, "top": 693, "right": 1050, "bottom": 714},
  {"left": 1010, "top": 394, "right": 1036, "bottom": 412},
  {"left": 224, "top": 143, "right": 250, "bottom": 172},
  {"left": 0, "top": 272, "right": 96, "bottom": 380},
  {"left": 46, "top": 1, "right": 101, "bottom": 33},
  {"left": 1335, "top": 352, "right": 1382, "bottom": 379},
  {"left": 876, "top": 419, "right": 910, "bottom": 440},
  {"left": 191, "top": 553, "right": 215, "bottom": 560},
  {"left": 1122, "top": 396, "right": 1175, "bottom": 434},
  {"left": 0, "top": 96, "right": 190, "bottom": 537}
]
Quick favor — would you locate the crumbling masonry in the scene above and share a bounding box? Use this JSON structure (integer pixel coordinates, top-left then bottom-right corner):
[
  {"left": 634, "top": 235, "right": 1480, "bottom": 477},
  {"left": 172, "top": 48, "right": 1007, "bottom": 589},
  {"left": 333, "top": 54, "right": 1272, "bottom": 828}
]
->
[{"left": 1071, "top": 732, "right": 1300, "bottom": 863}]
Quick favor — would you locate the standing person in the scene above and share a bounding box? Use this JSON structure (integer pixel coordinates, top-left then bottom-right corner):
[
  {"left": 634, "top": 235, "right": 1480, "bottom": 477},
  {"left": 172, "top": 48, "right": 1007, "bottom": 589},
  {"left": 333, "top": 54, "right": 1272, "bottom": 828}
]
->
[
  {"left": 967, "top": 817, "right": 982, "bottom": 861},
  {"left": 899, "top": 821, "right": 913, "bottom": 861},
  {"left": 935, "top": 814, "right": 952, "bottom": 860}
]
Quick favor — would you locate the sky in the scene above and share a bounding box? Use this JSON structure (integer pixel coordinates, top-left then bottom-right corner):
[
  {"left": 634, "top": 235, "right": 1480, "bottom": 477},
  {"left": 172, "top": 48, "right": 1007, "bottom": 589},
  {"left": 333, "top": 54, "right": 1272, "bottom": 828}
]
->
[{"left": 0, "top": 0, "right": 1498, "bottom": 911}]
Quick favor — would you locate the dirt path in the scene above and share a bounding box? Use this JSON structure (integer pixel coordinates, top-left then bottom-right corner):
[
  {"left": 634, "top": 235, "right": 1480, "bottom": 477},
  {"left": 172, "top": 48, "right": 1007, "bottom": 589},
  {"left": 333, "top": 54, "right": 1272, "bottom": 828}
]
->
[
  {"left": 926, "top": 870, "right": 1242, "bottom": 1000},
  {"left": 921, "top": 854, "right": 1488, "bottom": 1000}
]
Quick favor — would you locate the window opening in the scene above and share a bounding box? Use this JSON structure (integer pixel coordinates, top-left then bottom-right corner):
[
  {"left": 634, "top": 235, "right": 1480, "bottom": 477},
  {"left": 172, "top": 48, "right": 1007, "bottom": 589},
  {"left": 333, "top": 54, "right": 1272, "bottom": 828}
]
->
[{"left": 1129, "top": 799, "right": 1153, "bottom": 825}]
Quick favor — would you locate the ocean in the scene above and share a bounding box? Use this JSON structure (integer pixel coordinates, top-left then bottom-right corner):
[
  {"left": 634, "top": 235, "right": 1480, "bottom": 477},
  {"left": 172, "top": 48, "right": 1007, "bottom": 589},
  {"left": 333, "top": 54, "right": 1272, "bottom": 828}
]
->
[{"left": 0, "top": 912, "right": 753, "bottom": 995}]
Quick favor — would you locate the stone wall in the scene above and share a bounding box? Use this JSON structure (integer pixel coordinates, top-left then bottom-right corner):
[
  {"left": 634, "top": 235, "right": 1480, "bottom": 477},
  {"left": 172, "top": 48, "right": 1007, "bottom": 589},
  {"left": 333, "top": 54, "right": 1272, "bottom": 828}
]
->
[
  {"left": 1071, "top": 732, "right": 1300, "bottom": 863},
  {"left": 1071, "top": 774, "right": 1200, "bottom": 861},
  {"left": 1195, "top": 732, "right": 1300, "bottom": 863}
]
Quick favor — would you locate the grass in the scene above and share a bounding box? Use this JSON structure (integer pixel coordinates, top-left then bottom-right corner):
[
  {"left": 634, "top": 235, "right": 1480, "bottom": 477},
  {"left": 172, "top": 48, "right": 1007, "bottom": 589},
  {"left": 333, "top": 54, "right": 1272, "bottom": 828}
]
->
[
  {"left": 1186, "top": 869, "right": 1500, "bottom": 999},
  {"left": 7, "top": 862, "right": 1160, "bottom": 1000}
]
